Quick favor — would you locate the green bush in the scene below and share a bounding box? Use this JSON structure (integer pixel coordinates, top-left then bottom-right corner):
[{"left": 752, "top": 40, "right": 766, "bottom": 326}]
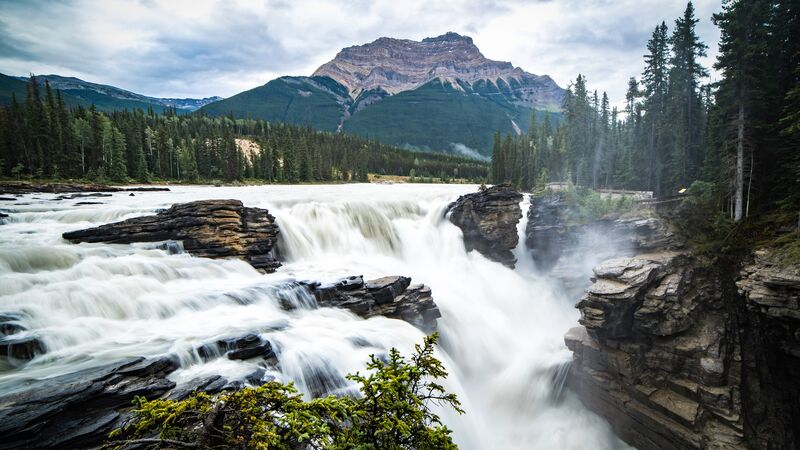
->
[{"left": 108, "top": 334, "right": 462, "bottom": 449}]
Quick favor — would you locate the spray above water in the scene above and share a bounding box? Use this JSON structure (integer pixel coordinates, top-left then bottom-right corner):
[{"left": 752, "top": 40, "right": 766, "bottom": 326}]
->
[{"left": 0, "top": 184, "right": 624, "bottom": 449}]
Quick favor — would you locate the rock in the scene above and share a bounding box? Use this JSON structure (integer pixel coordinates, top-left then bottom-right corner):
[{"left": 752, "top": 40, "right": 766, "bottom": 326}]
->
[
  {"left": 0, "top": 356, "right": 179, "bottom": 449},
  {"left": 0, "top": 335, "right": 45, "bottom": 362},
  {"left": 0, "top": 197, "right": 16, "bottom": 201},
  {"left": 167, "top": 375, "right": 227, "bottom": 401},
  {"left": 308, "top": 275, "right": 440, "bottom": 332},
  {"left": 0, "top": 182, "right": 170, "bottom": 195},
  {"left": 736, "top": 250, "right": 800, "bottom": 448},
  {"left": 62, "top": 199, "right": 281, "bottom": 273},
  {"left": 447, "top": 185, "right": 522, "bottom": 267},
  {"left": 0, "top": 313, "right": 25, "bottom": 336},
  {"left": 54, "top": 192, "right": 113, "bottom": 200},
  {"left": 566, "top": 232, "right": 800, "bottom": 449}
]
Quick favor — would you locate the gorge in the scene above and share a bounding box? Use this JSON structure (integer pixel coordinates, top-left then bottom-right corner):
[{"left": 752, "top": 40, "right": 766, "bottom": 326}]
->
[{"left": 0, "top": 184, "right": 798, "bottom": 449}]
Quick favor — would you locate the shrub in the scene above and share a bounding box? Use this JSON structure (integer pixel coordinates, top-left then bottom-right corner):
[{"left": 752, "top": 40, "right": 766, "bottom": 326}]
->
[{"left": 108, "top": 333, "right": 462, "bottom": 449}]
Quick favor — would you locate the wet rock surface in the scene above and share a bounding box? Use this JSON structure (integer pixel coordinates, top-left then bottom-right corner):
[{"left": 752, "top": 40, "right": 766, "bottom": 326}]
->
[
  {"left": 524, "top": 192, "right": 675, "bottom": 273},
  {"left": 62, "top": 199, "right": 281, "bottom": 273},
  {"left": 736, "top": 250, "right": 800, "bottom": 449},
  {"left": 0, "top": 182, "right": 170, "bottom": 195},
  {"left": 566, "top": 221, "right": 800, "bottom": 449},
  {"left": 307, "top": 275, "right": 440, "bottom": 332},
  {"left": 0, "top": 273, "right": 441, "bottom": 449},
  {"left": 0, "top": 356, "right": 179, "bottom": 449},
  {"left": 447, "top": 184, "right": 522, "bottom": 267}
]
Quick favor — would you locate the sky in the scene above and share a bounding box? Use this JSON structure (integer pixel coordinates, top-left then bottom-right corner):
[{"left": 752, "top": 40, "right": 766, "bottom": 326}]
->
[{"left": 0, "top": 0, "right": 723, "bottom": 104}]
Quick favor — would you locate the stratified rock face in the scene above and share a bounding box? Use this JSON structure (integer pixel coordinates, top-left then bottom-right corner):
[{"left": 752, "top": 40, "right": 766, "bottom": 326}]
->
[
  {"left": 524, "top": 192, "right": 675, "bottom": 273},
  {"left": 567, "top": 250, "right": 746, "bottom": 450},
  {"left": 0, "top": 356, "right": 181, "bottom": 449},
  {"left": 447, "top": 185, "right": 522, "bottom": 267},
  {"left": 736, "top": 251, "right": 800, "bottom": 449},
  {"left": 307, "top": 275, "right": 440, "bottom": 332},
  {"left": 312, "top": 32, "right": 563, "bottom": 109},
  {"left": 62, "top": 199, "right": 281, "bottom": 273},
  {"left": 565, "top": 219, "right": 800, "bottom": 450}
]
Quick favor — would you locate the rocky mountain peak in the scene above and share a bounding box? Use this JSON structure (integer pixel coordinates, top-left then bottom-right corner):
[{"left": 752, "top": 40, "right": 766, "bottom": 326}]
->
[{"left": 312, "top": 32, "right": 547, "bottom": 98}]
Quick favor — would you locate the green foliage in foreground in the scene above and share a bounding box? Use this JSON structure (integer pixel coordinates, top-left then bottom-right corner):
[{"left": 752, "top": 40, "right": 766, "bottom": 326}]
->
[{"left": 108, "top": 334, "right": 463, "bottom": 449}]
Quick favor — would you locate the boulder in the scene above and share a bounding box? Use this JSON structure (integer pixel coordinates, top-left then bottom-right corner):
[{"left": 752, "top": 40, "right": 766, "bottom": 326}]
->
[
  {"left": 1, "top": 336, "right": 45, "bottom": 363},
  {"left": 62, "top": 199, "right": 281, "bottom": 273},
  {"left": 308, "top": 275, "right": 440, "bottom": 332},
  {"left": 447, "top": 185, "right": 522, "bottom": 267}
]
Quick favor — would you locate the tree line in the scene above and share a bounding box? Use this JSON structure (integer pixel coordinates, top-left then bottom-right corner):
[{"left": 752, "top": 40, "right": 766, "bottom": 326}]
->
[
  {"left": 491, "top": 0, "right": 800, "bottom": 223},
  {"left": 0, "top": 78, "right": 489, "bottom": 184}
]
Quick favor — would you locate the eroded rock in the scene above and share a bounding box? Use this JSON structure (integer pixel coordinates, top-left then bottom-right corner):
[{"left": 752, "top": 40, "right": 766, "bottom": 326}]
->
[
  {"left": 447, "top": 184, "right": 522, "bottom": 267},
  {"left": 567, "top": 237, "right": 800, "bottom": 449},
  {"left": 0, "top": 356, "right": 179, "bottom": 449},
  {"left": 62, "top": 199, "right": 281, "bottom": 273},
  {"left": 308, "top": 275, "right": 440, "bottom": 332}
]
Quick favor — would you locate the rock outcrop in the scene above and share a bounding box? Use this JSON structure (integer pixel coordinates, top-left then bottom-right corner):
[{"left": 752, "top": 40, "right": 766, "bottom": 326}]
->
[
  {"left": 566, "top": 248, "right": 747, "bottom": 449},
  {"left": 306, "top": 275, "right": 440, "bottom": 332},
  {"left": 525, "top": 192, "right": 674, "bottom": 272},
  {"left": 62, "top": 199, "right": 281, "bottom": 273},
  {"left": 0, "top": 356, "right": 181, "bottom": 449},
  {"left": 0, "top": 272, "right": 442, "bottom": 449},
  {"left": 0, "top": 182, "right": 169, "bottom": 195},
  {"left": 447, "top": 185, "right": 522, "bottom": 267},
  {"left": 736, "top": 251, "right": 800, "bottom": 449},
  {"left": 565, "top": 217, "right": 800, "bottom": 449}
]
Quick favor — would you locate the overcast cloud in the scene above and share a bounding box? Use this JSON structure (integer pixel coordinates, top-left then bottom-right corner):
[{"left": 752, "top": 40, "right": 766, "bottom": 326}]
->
[{"left": 0, "top": 0, "right": 722, "bottom": 104}]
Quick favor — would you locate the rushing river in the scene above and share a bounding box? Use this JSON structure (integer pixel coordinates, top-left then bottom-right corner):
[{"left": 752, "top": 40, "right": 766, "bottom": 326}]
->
[{"left": 0, "top": 184, "right": 625, "bottom": 449}]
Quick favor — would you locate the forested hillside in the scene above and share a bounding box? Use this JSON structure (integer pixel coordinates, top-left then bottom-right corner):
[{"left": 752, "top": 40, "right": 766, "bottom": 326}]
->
[
  {"left": 491, "top": 0, "right": 799, "bottom": 223},
  {"left": 0, "top": 76, "right": 488, "bottom": 183}
]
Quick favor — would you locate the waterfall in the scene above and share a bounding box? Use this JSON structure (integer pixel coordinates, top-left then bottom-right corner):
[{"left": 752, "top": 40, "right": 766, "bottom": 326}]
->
[{"left": 0, "top": 184, "right": 625, "bottom": 449}]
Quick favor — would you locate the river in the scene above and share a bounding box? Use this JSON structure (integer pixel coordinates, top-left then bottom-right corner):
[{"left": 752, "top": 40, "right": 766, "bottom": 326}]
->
[{"left": 0, "top": 183, "right": 625, "bottom": 449}]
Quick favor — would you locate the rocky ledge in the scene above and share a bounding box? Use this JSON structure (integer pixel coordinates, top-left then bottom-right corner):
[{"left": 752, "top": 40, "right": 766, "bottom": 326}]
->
[
  {"left": 565, "top": 219, "right": 800, "bottom": 449},
  {"left": 307, "top": 275, "right": 440, "bottom": 332},
  {"left": 447, "top": 185, "right": 522, "bottom": 267},
  {"left": 0, "top": 273, "right": 440, "bottom": 449},
  {"left": 0, "top": 181, "right": 169, "bottom": 195},
  {"left": 62, "top": 199, "right": 281, "bottom": 273}
]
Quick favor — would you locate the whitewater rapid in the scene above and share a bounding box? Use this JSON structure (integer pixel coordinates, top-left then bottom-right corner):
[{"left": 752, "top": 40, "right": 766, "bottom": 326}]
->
[{"left": 0, "top": 184, "right": 625, "bottom": 449}]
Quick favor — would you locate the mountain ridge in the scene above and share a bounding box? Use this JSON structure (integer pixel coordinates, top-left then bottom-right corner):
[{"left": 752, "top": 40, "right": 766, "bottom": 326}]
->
[
  {"left": 200, "top": 32, "right": 564, "bottom": 155},
  {"left": 1, "top": 73, "right": 222, "bottom": 113}
]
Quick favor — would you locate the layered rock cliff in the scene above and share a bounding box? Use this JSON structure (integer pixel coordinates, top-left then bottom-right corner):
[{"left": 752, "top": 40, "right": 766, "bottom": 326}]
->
[
  {"left": 62, "top": 199, "right": 281, "bottom": 273},
  {"left": 563, "top": 213, "right": 800, "bottom": 449}
]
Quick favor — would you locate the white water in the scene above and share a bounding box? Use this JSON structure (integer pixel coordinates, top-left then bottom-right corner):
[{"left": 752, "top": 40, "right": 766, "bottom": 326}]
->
[{"left": 0, "top": 184, "right": 625, "bottom": 449}]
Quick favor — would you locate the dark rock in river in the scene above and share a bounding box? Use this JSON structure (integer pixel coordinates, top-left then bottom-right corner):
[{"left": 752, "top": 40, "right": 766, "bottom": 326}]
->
[
  {"left": 308, "top": 275, "right": 440, "bottom": 332},
  {"left": 565, "top": 221, "right": 800, "bottom": 449},
  {"left": 0, "top": 356, "right": 179, "bottom": 449},
  {"left": 62, "top": 199, "right": 281, "bottom": 273},
  {"left": 0, "top": 182, "right": 170, "bottom": 195},
  {"left": 1, "top": 335, "right": 45, "bottom": 363},
  {"left": 447, "top": 184, "right": 522, "bottom": 267}
]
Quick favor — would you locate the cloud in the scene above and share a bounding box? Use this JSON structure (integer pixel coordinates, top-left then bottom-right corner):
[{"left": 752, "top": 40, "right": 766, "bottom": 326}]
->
[{"left": 0, "top": 0, "right": 722, "bottom": 103}]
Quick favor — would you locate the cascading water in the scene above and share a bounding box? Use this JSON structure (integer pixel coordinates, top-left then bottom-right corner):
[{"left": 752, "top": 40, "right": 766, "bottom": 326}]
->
[{"left": 0, "top": 184, "right": 625, "bottom": 449}]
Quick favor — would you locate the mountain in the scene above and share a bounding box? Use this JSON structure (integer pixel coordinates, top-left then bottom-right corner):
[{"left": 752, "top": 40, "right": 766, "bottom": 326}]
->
[
  {"left": 199, "top": 32, "right": 565, "bottom": 156},
  {"left": 0, "top": 73, "right": 222, "bottom": 113}
]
